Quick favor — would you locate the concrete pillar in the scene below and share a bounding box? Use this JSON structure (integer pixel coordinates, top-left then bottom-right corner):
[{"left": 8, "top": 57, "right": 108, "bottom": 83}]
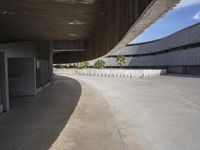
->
[
  {"left": 0, "top": 52, "right": 9, "bottom": 112},
  {"left": 49, "top": 41, "right": 54, "bottom": 81}
]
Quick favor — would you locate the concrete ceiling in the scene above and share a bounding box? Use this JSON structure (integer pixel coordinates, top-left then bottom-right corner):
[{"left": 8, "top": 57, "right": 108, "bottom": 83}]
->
[{"left": 0, "top": 0, "right": 106, "bottom": 43}]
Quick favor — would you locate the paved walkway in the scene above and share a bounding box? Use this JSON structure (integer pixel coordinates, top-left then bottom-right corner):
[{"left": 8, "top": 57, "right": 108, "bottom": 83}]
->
[
  {"left": 1, "top": 73, "right": 200, "bottom": 150},
  {"left": 0, "top": 75, "right": 124, "bottom": 150}
]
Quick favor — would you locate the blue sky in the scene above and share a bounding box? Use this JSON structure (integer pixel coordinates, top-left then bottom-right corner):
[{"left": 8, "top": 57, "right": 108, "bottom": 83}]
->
[{"left": 130, "top": 0, "right": 200, "bottom": 44}]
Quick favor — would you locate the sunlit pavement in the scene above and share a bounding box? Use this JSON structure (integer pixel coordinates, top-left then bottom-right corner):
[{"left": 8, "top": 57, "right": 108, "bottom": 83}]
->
[{"left": 63, "top": 74, "right": 200, "bottom": 150}]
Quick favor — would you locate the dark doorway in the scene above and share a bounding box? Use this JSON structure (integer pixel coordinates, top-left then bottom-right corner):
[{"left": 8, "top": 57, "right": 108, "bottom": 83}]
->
[{"left": 8, "top": 57, "right": 36, "bottom": 96}]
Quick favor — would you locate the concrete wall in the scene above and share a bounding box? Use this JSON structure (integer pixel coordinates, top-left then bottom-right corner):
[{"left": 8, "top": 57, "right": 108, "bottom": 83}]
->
[
  {"left": 0, "top": 41, "right": 53, "bottom": 90},
  {"left": 0, "top": 42, "right": 37, "bottom": 58},
  {"left": 0, "top": 41, "right": 53, "bottom": 112},
  {"left": 55, "top": 68, "right": 167, "bottom": 78},
  {"left": 0, "top": 42, "right": 37, "bottom": 96},
  {"left": 8, "top": 58, "right": 36, "bottom": 96},
  {"left": 36, "top": 42, "right": 52, "bottom": 88},
  {"left": 117, "top": 47, "right": 200, "bottom": 67},
  {"left": 36, "top": 60, "right": 50, "bottom": 88},
  {"left": 0, "top": 41, "right": 53, "bottom": 98}
]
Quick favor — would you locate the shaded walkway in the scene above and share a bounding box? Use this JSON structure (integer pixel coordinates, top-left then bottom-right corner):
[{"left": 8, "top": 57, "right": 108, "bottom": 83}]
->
[
  {"left": 0, "top": 75, "right": 125, "bottom": 150},
  {"left": 0, "top": 75, "right": 81, "bottom": 150}
]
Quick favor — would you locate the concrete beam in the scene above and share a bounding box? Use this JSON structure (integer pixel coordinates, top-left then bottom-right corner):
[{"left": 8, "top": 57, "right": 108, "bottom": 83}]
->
[{"left": 53, "top": 40, "right": 87, "bottom": 63}]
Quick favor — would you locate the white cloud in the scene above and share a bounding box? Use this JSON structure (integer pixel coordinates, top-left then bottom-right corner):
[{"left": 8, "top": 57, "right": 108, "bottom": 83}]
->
[
  {"left": 175, "top": 0, "right": 200, "bottom": 9},
  {"left": 193, "top": 11, "right": 200, "bottom": 20}
]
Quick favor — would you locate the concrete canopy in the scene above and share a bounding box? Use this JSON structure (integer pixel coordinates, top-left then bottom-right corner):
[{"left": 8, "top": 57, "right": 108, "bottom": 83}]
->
[
  {"left": 0, "top": 0, "right": 106, "bottom": 42},
  {"left": 0, "top": 0, "right": 180, "bottom": 63}
]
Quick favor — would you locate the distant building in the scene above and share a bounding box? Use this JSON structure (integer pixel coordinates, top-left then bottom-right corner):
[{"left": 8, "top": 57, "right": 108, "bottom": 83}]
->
[{"left": 93, "top": 23, "right": 200, "bottom": 75}]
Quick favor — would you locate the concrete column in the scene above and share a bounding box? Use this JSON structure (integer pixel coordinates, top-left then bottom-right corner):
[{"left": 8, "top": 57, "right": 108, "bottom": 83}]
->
[
  {"left": 49, "top": 41, "right": 54, "bottom": 81},
  {"left": 0, "top": 52, "right": 9, "bottom": 112}
]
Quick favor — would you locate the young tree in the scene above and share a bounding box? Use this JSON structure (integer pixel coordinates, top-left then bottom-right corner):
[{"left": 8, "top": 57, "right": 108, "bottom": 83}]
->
[{"left": 116, "top": 54, "right": 126, "bottom": 68}]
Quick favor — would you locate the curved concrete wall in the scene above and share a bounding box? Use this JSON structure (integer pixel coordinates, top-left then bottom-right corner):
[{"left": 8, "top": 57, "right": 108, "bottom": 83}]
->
[
  {"left": 114, "top": 23, "right": 200, "bottom": 55},
  {"left": 96, "top": 23, "right": 200, "bottom": 66},
  {"left": 90, "top": 23, "right": 200, "bottom": 74},
  {"left": 103, "top": 47, "right": 200, "bottom": 67}
]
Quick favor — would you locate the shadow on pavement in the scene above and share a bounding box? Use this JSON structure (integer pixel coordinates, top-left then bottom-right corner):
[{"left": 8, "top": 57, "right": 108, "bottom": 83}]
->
[{"left": 0, "top": 75, "right": 82, "bottom": 150}]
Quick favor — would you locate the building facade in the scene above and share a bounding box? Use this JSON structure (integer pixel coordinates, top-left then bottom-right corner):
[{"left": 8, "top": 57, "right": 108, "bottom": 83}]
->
[{"left": 97, "top": 23, "right": 200, "bottom": 75}]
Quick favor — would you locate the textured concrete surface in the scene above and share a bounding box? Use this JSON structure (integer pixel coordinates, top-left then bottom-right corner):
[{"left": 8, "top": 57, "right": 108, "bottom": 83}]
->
[
  {"left": 63, "top": 74, "right": 200, "bottom": 150},
  {"left": 0, "top": 75, "right": 125, "bottom": 150}
]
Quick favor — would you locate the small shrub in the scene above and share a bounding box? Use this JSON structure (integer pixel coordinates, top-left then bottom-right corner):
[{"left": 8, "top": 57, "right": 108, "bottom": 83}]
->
[
  {"left": 61, "top": 64, "right": 70, "bottom": 68},
  {"left": 77, "top": 61, "right": 89, "bottom": 69},
  {"left": 70, "top": 63, "right": 78, "bottom": 68},
  {"left": 94, "top": 60, "right": 106, "bottom": 69}
]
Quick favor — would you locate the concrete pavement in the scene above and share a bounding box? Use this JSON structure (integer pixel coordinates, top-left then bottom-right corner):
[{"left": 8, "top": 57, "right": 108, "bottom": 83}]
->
[
  {"left": 50, "top": 76, "right": 125, "bottom": 150},
  {"left": 1, "top": 73, "right": 200, "bottom": 150},
  {"left": 65, "top": 74, "right": 200, "bottom": 150}
]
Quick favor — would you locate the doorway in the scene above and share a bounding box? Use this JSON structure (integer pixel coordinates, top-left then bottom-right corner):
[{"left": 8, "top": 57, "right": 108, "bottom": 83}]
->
[{"left": 8, "top": 57, "right": 36, "bottom": 96}]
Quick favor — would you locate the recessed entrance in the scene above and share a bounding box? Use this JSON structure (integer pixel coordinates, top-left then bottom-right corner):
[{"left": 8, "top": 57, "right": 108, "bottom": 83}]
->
[{"left": 8, "top": 57, "right": 36, "bottom": 96}]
